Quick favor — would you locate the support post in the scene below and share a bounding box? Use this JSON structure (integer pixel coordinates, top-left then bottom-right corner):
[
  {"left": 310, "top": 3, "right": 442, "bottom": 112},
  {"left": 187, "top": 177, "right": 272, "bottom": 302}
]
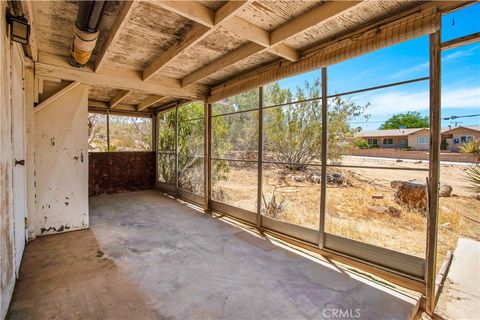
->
[
  {"left": 319, "top": 67, "right": 328, "bottom": 248},
  {"left": 256, "top": 87, "right": 264, "bottom": 227},
  {"left": 426, "top": 27, "right": 441, "bottom": 315},
  {"left": 205, "top": 104, "right": 213, "bottom": 212},
  {"left": 106, "top": 110, "right": 110, "bottom": 151},
  {"left": 204, "top": 100, "right": 211, "bottom": 212},
  {"left": 174, "top": 103, "right": 179, "bottom": 196},
  {"left": 153, "top": 111, "right": 158, "bottom": 186}
]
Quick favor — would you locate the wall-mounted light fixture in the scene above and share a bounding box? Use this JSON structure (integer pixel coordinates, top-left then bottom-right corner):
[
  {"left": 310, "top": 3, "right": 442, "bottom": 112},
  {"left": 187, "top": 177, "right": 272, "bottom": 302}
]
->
[{"left": 6, "top": 12, "right": 30, "bottom": 45}]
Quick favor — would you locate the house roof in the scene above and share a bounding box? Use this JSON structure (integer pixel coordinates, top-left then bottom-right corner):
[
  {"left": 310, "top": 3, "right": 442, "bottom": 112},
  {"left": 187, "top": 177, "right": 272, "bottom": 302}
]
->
[
  {"left": 358, "top": 128, "right": 427, "bottom": 138},
  {"left": 442, "top": 126, "right": 480, "bottom": 134}
]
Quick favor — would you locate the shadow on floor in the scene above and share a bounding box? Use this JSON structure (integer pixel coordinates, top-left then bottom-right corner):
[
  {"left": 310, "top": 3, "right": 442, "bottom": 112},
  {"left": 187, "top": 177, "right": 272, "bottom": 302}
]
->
[{"left": 8, "top": 190, "right": 419, "bottom": 319}]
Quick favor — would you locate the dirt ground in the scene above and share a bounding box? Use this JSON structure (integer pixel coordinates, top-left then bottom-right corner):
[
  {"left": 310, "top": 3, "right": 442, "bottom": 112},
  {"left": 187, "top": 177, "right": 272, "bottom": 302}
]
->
[{"left": 212, "top": 156, "right": 480, "bottom": 272}]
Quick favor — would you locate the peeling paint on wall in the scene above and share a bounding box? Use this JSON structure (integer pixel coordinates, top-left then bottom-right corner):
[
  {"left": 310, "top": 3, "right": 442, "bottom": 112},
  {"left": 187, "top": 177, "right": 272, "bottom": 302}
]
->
[
  {"left": 34, "top": 84, "right": 89, "bottom": 236},
  {"left": 0, "top": 2, "right": 16, "bottom": 317}
]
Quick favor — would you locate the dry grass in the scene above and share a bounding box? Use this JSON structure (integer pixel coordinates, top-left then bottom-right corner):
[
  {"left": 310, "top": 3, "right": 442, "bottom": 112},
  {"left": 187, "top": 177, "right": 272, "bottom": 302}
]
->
[{"left": 213, "top": 164, "right": 480, "bottom": 272}]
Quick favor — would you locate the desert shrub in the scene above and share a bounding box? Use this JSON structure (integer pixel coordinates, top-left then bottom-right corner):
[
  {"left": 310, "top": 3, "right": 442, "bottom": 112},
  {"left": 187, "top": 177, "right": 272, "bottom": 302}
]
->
[
  {"left": 354, "top": 138, "right": 369, "bottom": 149},
  {"left": 461, "top": 139, "right": 480, "bottom": 192}
]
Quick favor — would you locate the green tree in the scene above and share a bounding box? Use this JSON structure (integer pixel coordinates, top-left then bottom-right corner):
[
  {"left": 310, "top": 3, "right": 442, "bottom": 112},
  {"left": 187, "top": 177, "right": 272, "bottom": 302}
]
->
[
  {"left": 157, "top": 102, "right": 230, "bottom": 189},
  {"left": 263, "top": 80, "right": 369, "bottom": 169},
  {"left": 379, "top": 111, "right": 429, "bottom": 129}
]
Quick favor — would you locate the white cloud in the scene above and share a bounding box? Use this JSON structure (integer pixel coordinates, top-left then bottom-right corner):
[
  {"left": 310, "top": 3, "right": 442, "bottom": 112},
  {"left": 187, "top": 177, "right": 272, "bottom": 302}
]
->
[
  {"left": 387, "top": 45, "right": 479, "bottom": 80},
  {"left": 443, "top": 45, "right": 479, "bottom": 61},
  {"left": 350, "top": 86, "right": 480, "bottom": 116},
  {"left": 388, "top": 62, "right": 429, "bottom": 80}
]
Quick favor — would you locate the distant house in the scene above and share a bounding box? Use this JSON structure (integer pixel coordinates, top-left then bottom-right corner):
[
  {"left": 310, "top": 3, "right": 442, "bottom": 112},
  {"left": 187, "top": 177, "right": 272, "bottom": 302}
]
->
[
  {"left": 358, "top": 126, "right": 480, "bottom": 151},
  {"left": 358, "top": 128, "right": 431, "bottom": 150},
  {"left": 441, "top": 126, "right": 480, "bottom": 151}
]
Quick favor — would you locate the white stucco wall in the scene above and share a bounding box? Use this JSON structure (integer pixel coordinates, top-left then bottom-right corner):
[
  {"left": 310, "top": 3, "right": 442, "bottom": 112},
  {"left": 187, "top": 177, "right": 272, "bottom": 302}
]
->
[{"left": 34, "top": 84, "right": 89, "bottom": 235}]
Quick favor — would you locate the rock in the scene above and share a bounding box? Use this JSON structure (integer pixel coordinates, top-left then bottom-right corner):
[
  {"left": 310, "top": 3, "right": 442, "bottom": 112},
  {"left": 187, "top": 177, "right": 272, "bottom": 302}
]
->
[
  {"left": 327, "top": 173, "right": 344, "bottom": 185},
  {"left": 292, "top": 175, "right": 305, "bottom": 182},
  {"left": 371, "top": 195, "right": 384, "bottom": 200},
  {"left": 439, "top": 185, "right": 453, "bottom": 197},
  {"left": 306, "top": 174, "right": 322, "bottom": 184},
  {"left": 396, "top": 159, "right": 403, "bottom": 162},
  {"left": 368, "top": 205, "right": 401, "bottom": 217},
  {"left": 415, "top": 160, "right": 423, "bottom": 164},
  {"left": 391, "top": 180, "right": 404, "bottom": 189},
  {"left": 394, "top": 181, "right": 427, "bottom": 212},
  {"left": 473, "top": 193, "right": 480, "bottom": 201}
]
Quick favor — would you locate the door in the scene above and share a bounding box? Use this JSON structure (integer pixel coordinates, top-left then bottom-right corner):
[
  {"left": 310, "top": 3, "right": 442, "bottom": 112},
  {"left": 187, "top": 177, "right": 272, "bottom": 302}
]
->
[{"left": 11, "top": 43, "right": 27, "bottom": 275}]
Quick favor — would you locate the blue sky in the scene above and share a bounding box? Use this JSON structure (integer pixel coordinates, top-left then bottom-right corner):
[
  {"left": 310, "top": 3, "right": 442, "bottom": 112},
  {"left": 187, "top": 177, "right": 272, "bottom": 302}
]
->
[{"left": 277, "top": 3, "right": 480, "bottom": 131}]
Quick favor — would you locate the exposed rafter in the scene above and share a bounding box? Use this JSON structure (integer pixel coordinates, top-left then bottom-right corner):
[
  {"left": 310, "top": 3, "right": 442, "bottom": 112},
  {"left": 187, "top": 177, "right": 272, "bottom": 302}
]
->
[
  {"left": 36, "top": 52, "right": 209, "bottom": 99},
  {"left": 95, "top": 0, "right": 138, "bottom": 72},
  {"left": 182, "top": 1, "right": 360, "bottom": 87},
  {"left": 137, "top": 95, "right": 168, "bottom": 111},
  {"left": 110, "top": 90, "right": 131, "bottom": 109},
  {"left": 270, "top": 1, "right": 360, "bottom": 45},
  {"left": 142, "top": 0, "right": 252, "bottom": 81}
]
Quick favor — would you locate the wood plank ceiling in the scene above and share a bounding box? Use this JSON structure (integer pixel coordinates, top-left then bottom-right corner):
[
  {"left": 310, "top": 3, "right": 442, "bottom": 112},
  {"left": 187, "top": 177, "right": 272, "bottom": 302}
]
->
[{"left": 28, "top": 0, "right": 424, "bottom": 113}]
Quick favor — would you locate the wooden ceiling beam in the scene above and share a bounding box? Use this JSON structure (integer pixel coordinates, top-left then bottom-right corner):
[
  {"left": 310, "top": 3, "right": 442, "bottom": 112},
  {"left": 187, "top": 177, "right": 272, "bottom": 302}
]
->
[
  {"left": 95, "top": 0, "right": 138, "bottom": 72},
  {"left": 156, "top": 1, "right": 214, "bottom": 27},
  {"left": 137, "top": 95, "right": 168, "bottom": 111},
  {"left": 181, "top": 1, "right": 360, "bottom": 86},
  {"left": 182, "top": 43, "right": 264, "bottom": 87},
  {"left": 35, "top": 52, "right": 209, "bottom": 99},
  {"left": 221, "top": 17, "right": 299, "bottom": 61},
  {"left": 270, "top": 1, "right": 360, "bottom": 45},
  {"left": 110, "top": 90, "right": 131, "bottom": 109},
  {"left": 143, "top": 0, "right": 251, "bottom": 81}
]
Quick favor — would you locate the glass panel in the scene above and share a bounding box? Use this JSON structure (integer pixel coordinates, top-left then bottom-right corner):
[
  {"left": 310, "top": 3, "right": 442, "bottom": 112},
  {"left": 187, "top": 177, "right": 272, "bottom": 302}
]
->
[
  {"left": 262, "top": 163, "right": 321, "bottom": 230},
  {"left": 178, "top": 101, "right": 204, "bottom": 120},
  {"left": 157, "top": 108, "right": 176, "bottom": 152},
  {"left": 212, "top": 111, "right": 258, "bottom": 160},
  {"left": 212, "top": 88, "right": 259, "bottom": 115},
  {"left": 326, "top": 79, "right": 430, "bottom": 167},
  {"left": 178, "top": 156, "right": 204, "bottom": 196},
  {"left": 157, "top": 153, "right": 175, "bottom": 184},
  {"left": 264, "top": 70, "right": 321, "bottom": 107},
  {"left": 441, "top": 3, "right": 480, "bottom": 42},
  {"left": 109, "top": 115, "right": 152, "bottom": 151},
  {"left": 328, "top": 35, "right": 429, "bottom": 95},
  {"left": 325, "top": 167, "right": 427, "bottom": 258},
  {"left": 178, "top": 119, "right": 204, "bottom": 157},
  {"left": 263, "top": 100, "right": 322, "bottom": 164},
  {"left": 178, "top": 116, "right": 205, "bottom": 196},
  {"left": 88, "top": 113, "right": 107, "bottom": 151},
  {"left": 211, "top": 160, "right": 257, "bottom": 212},
  {"left": 437, "top": 38, "right": 480, "bottom": 273}
]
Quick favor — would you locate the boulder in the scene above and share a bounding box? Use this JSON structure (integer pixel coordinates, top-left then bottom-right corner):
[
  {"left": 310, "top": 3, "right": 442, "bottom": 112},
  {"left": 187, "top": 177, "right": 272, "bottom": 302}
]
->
[
  {"left": 394, "top": 181, "right": 427, "bottom": 212},
  {"left": 391, "top": 180, "right": 404, "bottom": 189},
  {"left": 307, "top": 174, "right": 322, "bottom": 184},
  {"left": 368, "top": 205, "right": 401, "bottom": 217},
  {"left": 473, "top": 193, "right": 480, "bottom": 201},
  {"left": 327, "top": 173, "right": 344, "bottom": 185},
  {"left": 292, "top": 175, "right": 305, "bottom": 182},
  {"left": 439, "top": 185, "right": 453, "bottom": 197}
]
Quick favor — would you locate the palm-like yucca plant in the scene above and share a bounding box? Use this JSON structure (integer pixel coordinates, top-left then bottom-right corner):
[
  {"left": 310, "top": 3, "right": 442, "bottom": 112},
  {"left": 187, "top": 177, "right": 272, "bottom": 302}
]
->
[{"left": 461, "top": 139, "right": 480, "bottom": 192}]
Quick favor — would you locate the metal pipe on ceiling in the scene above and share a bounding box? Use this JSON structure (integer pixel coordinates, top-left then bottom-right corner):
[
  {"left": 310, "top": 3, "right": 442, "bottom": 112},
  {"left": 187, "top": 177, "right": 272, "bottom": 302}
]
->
[{"left": 70, "top": 0, "right": 106, "bottom": 67}]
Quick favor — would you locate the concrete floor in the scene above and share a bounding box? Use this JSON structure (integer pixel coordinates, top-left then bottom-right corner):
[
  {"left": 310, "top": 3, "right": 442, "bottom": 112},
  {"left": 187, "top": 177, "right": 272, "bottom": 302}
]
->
[
  {"left": 9, "top": 190, "right": 419, "bottom": 319},
  {"left": 435, "top": 238, "right": 480, "bottom": 320}
]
